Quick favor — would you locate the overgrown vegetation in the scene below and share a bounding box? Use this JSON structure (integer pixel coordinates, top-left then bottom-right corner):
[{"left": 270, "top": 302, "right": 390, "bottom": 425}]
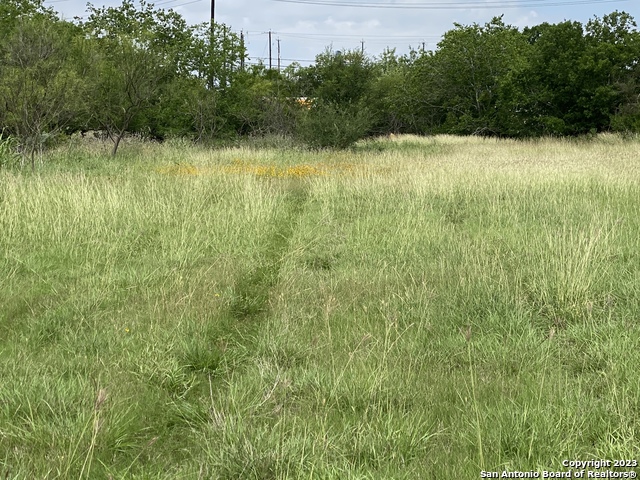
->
[
  {"left": 1, "top": 0, "right": 640, "bottom": 160},
  {"left": 0, "top": 131, "right": 20, "bottom": 168},
  {"left": 1, "top": 135, "right": 639, "bottom": 478}
]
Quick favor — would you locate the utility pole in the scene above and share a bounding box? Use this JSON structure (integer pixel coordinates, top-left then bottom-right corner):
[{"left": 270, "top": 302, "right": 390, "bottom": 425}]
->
[
  {"left": 209, "top": 0, "right": 215, "bottom": 89},
  {"left": 222, "top": 28, "right": 227, "bottom": 86},
  {"left": 277, "top": 38, "right": 281, "bottom": 71},
  {"left": 240, "top": 30, "right": 245, "bottom": 71},
  {"left": 269, "top": 30, "right": 272, "bottom": 70},
  {"left": 361, "top": 40, "right": 365, "bottom": 55}
]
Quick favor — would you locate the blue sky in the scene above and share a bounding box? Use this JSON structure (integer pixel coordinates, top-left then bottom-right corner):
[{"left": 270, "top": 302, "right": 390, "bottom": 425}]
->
[{"left": 46, "top": 0, "right": 639, "bottom": 68}]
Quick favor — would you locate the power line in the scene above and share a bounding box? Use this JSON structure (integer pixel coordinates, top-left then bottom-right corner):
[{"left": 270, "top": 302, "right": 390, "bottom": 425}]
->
[
  {"left": 272, "top": 0, "right": 627, "bottom": 8},
  {"left": 246, "top": 31, "right": 444, "bottom": 51},
  {"left": 153, "top": 0, "right": 181, "bottom": 6},
  {"left": 272, "top": 32, "right": 442, "bottom": 40},
  {"left": 252, "top": 56, "right": 317, "bottom": 62},
  {"left": 272, "top": 36, "right": 438, "bottom": 48},
  {"left": 171, "top": 0, "right": 203, "bottom": 7}
]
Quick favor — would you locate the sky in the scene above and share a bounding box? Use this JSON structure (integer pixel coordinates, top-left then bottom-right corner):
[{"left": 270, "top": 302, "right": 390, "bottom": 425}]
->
[{"left": 46, "top": 0, "right": 640, "bottom": 68}]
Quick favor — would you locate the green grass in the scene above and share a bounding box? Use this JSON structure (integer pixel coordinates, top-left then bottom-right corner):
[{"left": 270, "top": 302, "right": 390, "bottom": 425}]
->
[{"left": 1, "top": 134, "right": 639, "bottom": 479}]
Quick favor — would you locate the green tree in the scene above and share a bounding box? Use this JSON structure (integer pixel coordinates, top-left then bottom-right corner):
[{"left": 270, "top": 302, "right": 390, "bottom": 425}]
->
[
  {"left": 81, "top": 1, "right": 248, "bottom": 146},
  {"left": 497, "top": 15, "right": 640, "bottom": 136},
  {"left": 402, "top": 50, "right": 447, "bottom": 134},
  {"left": 222, "top": 66, "right": 304, "bottom": 139},
  {"left": 423, "top": 16, "right": 526, "bottom": 135},
  {"left": 506, "top": 21, "right": 591, "bottom": 135},
  {"left": 293, "top": 48, "right": 376, "bottom": 147},
  {"left": 189, "top": 22, "right": 246, "bottom": 89},
  {"left": 84, "top": 0, "right": 193, "bottom": 76},
  {"left": 300, "top": 48, "right": 375, "bottom": 106},
  {"left": 148, "top": 22, "right": 247, "bottom": 141},
  {"left": 81, "top": 0, "right": 194, "bottom": 153},
  {"left": 586, "top": 11, "right": 640, "bottom": 133},
  {"left": 86, "top": 36, "right": 168, "bottom": 155},
  {"left": 0, "top": 0, "right": 57, "bottom": 42},
  {"left": 0, "top": 15, "right": 85, "bottom": 168},
  {"left": 365, "top": 48, "right": 417, "bottom": 135}
]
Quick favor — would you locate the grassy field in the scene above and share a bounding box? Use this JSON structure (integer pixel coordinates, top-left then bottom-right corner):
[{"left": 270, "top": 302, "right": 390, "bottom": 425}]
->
[{"left": 1, "top": 134, "right": 639, "bottom": 479}]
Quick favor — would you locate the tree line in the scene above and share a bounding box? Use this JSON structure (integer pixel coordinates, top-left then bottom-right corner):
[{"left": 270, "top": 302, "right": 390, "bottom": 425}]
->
[{"left": 1, "top": 0, "right": 639, "bottom": 163}]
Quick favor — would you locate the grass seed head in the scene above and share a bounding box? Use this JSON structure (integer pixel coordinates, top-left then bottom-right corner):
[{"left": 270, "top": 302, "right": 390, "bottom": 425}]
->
[
  {"left": 461, "top": 325, "right": 472, "bottom": 342},
  {"left": 94, "top": 388, "right": 108, "bottom": 411}
]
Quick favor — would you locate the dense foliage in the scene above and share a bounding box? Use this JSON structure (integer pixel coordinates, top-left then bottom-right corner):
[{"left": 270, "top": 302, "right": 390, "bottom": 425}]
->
[{"left": 1, "top": 0, "right": 639, "bottom": 157}]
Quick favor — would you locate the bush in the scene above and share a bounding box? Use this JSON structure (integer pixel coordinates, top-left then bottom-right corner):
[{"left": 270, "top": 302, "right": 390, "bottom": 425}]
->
[
  {"left": 611, "top": 109, "right": 640, "bottom": 135},
  {"left": 296, "top": 101, "right": 373, "bottom": 149}
]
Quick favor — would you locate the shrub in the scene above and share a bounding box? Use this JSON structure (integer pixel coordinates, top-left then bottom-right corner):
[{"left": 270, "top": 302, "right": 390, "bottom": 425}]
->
[{"left": 296, "top": 101, "right": 373, "bottom": 149}]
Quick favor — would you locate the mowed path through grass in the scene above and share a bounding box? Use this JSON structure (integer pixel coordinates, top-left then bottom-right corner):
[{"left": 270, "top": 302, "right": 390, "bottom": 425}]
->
[{"left": 1, "top": 135, "right": 639, "bottom": 479}]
